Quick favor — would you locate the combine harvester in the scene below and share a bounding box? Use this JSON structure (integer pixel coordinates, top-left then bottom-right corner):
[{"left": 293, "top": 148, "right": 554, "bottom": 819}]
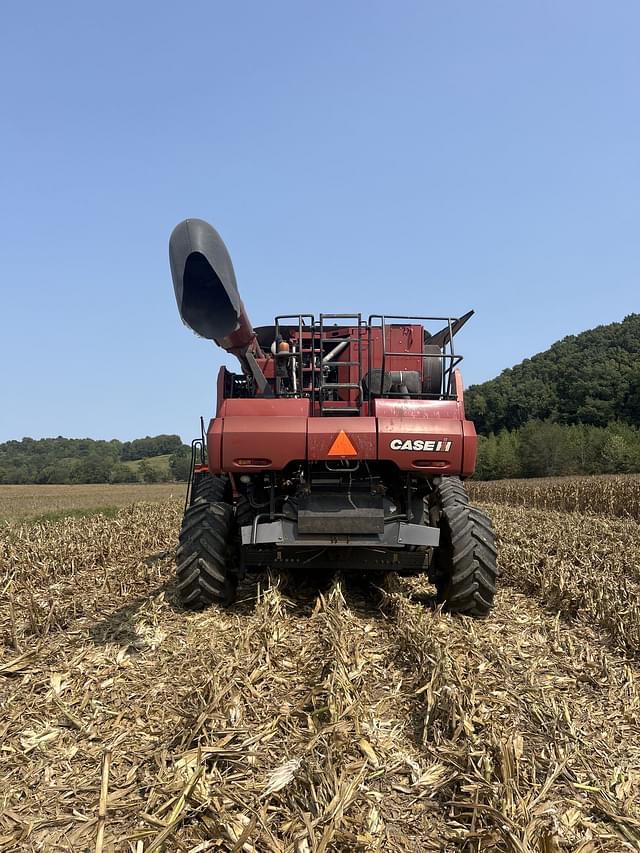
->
[{"left": 169, "top": 219, "right": 498, "bottom": 616}]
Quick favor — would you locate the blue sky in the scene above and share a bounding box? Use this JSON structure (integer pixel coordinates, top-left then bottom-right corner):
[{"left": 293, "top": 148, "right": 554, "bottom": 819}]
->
[{"left": 1, "top": 1, "right": 638, "bottom": 443}]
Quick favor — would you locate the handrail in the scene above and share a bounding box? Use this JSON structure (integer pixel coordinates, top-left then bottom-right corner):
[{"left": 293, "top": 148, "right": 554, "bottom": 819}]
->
[{"left": 269, "top": 313, "right": 466, "bottom": 407}]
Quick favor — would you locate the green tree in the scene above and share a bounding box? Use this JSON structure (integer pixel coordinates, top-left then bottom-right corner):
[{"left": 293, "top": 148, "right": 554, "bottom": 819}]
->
[
  {"left": 494, "top": 430, "right": 520, "bottom": 478},
  {"left": 517, "top": 421, "right": 575, "bottom": 477},
  {"left": 0, "top": 434, "right": 187, "bottom": 484},
  {"left": 621, "top": 370, "right": 640, "bottom": 424},
  {"left": 110, "top": 464, "right": 140, "bottom": 484},
  {"left": 169, "top": 447, "right": 192, "bottom": 481},
  {"left": 71, "top": 455, "right": 112, "bottom": 484},
  {"left": 474, "top": 434, "right": 498, "bottom": 480},
  {"left": 466, "top": 314, "right": 640, "bottom": 433},
  {"left": 121, "top": 435, "right": 184, "bottom": 461},
  {"left": 139, "top": 460, "right": 161, "bottom": 483},
  {"left": 600, "top": 434, "right": 633, "bottom": 473}
]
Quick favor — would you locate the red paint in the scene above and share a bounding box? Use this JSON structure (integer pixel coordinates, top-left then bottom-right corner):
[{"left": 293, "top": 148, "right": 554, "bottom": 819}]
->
[
  {"left": 217, "top": 398, "right": 309, "bottom": 472},
  {"left": 308, "top": 418, "right": 377, "bottom": 461},
  {"left": 208, "top": 404, "right": 478, "bottom": 476},
  {"left": 220, "top": 398, "right": 310, "bottom": 418},
  {"left": 207, "top": 417, "right": 223, "bottom": 474},
  {"left": 377, "top": 414, "right": 464, "bottom": 474},
  {"left": 462, "top": 419, "right": 477, "bottom": 477},
  {"left": 373, "top": 398, "right": 464, "bottom": 420}
]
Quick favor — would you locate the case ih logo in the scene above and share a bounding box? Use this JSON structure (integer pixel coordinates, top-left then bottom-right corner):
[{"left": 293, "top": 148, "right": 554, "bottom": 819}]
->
[{"left": 390, "top": 439, "right": 452, "bottom": 452}]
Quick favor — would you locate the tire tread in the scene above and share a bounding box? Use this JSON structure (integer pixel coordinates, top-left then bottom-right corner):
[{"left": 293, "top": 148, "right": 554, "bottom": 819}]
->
[
  {"left": 431, "top": 477, "right": 499, "bottom": 617},
  {"left": 175, "top": 475, "right": 236, "bottom": 608}
]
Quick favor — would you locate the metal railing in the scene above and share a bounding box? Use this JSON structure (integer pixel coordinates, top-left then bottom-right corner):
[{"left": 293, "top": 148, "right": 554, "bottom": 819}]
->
[
  {"left": 268, "top": 313, "right": 465, "bottom": 411},
  {"left": 366, "top": 314, "right": 463, "bottom": 403}
]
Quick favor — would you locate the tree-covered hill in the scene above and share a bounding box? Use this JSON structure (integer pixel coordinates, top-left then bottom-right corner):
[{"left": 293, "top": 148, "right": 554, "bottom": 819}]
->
[
  {"left": 0, "top": 435, "right": 192, "bottom": 484},
  {"left": 466, "top": 313, "right": 640, "bottom": 434}
]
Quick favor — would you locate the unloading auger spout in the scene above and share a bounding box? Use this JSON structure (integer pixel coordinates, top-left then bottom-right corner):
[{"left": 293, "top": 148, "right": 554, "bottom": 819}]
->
[{"left": 169, "top": 218, "right": 263, "bottom": 372}]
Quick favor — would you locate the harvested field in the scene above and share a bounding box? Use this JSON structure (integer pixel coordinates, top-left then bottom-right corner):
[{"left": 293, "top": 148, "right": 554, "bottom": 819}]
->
[
  {"left": 2, "top": 497, "right": 640, "bottom": 851},
  {"left": 0, "top": 484, "right": 185, "bottom": 522},
  {"left": 468, "top": 473, "right": 640, "bottom": 520}
]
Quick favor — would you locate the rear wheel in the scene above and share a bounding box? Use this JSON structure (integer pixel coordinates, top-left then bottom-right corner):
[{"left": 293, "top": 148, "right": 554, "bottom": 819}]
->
[
  {"left": 175, "top": 475, "right": 237, "bottom": 608},
  {"left": 429, "top": 477, "right": 498, "bottom": 617},
  {"left": 189, "top": 473, "right": 228, "bottom": 506}
]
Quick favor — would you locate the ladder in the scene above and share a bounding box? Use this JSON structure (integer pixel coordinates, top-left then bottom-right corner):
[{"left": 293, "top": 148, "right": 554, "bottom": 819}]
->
[{"left": 317, "top": 314, "right": 363, "bottom": 416}]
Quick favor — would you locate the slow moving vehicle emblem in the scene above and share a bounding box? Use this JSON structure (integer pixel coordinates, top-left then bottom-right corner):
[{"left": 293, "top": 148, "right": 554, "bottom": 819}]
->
[{"left": 328, "top": 431, "right": 358, "bottom": 456}]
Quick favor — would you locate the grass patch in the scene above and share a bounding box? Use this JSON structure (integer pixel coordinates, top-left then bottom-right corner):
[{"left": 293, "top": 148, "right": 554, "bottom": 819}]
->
[
  {"left": 121, "top": 454, "right": 172, "bottom": 476},
  {"left": 28, "top": 505, "right": 122, "bottom": 524}
]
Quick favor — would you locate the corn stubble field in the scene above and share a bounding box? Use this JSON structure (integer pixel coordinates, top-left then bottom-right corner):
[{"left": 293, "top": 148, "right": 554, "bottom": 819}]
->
[{"left": 1, "top": 477, "right": 640, "bottom": 852}]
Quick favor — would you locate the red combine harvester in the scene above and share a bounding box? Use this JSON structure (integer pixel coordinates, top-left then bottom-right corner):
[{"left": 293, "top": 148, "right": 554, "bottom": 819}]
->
[{"left": 169, "top": 219, "right": 498, "bottom": 616}]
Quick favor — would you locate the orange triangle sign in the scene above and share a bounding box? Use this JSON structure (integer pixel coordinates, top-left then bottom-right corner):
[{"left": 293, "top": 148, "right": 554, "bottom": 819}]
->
[{"left": 328, "top": 430, "right": 357, "bottom": 457}]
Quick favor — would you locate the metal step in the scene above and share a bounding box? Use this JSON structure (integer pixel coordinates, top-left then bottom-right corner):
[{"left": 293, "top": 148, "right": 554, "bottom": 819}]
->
[
  {"left": 321, "top": 382, "right": 361, "bottom": 390},
  {"left": 319, "top": 407, "right": 361, "bottom": 415}
]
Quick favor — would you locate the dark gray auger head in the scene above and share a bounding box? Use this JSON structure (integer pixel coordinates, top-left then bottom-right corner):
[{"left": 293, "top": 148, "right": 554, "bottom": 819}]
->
[{"left": 169, "top": 218, "right": 251, "bottom": 347}]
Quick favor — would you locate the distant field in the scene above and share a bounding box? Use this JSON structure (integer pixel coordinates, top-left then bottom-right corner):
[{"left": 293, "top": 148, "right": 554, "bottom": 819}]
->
[{"left": 0, "top": 483, "right": 184, "bottom": 522}]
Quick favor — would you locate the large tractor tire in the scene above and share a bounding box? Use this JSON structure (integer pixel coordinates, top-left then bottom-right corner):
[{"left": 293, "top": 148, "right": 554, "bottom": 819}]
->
[
  {"left": 175, "top": 475, "right": 237, "bottom": 608},
  {"left": 429, "top": 477, "right": 498, "bottom": 617},
  {"left": 188, "top": 473, "right": 228, "bottom": 506},
  {"left": 235, "top": 496, "right": 255, "bottom": 530}
]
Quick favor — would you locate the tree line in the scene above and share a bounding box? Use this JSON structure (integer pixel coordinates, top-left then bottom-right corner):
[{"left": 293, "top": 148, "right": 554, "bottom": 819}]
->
[
  {"left": 466, "top": 313, "right": 640, "bottom": 434},
  {"left": 465, "top": 313, "right": 640, "bottom": 479},
  {"left": 475, "top": 420, "right": 640, "bottom": 480},
  {"left": 0, "top": 435, "right": 192, "bottom": 484}
]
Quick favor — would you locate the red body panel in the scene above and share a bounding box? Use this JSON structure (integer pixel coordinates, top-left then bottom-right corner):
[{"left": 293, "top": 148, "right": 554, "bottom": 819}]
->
[
  {"left": 208, "top": 396, "right": 478, "bottom": 477},
  {"left": 462, "top": 419, "right": 477, "bottom": 477},
  {"left": 214, "top": 398, "right": 309, "bottom": 473},
  {"left": 372, "top": 398, "right": 464, "bottom": 421},
  {"left": 207, "top": 417, "right": 223, "bottom": 472},
  {"left": 377, "top": 414, "right": 464, "bottom": 474},
  {"left": 220, "top": 398, "right": 311, "bottom": 418},
  {"left": 308, "top": 417, "right": 376, "bottom": 461}
]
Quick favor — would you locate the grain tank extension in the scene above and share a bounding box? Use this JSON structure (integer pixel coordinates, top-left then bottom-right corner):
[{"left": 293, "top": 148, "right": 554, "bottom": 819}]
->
[{"left": 169, "top": 218, "right": 498, "bottom": 616}]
